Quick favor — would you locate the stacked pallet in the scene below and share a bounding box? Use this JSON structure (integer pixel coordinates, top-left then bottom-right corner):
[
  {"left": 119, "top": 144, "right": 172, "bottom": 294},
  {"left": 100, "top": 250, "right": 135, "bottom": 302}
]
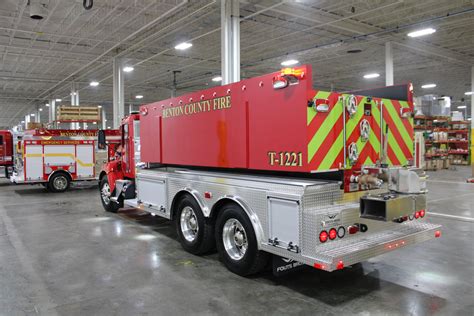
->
[{"left": 57, "top": 106, "right": 101, "bottom": 122}]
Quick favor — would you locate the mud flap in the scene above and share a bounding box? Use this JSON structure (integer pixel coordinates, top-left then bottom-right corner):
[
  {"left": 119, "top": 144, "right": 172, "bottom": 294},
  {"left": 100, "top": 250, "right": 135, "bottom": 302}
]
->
[{"left": 272, "top": 255, "right": 306, "bottom": 276}]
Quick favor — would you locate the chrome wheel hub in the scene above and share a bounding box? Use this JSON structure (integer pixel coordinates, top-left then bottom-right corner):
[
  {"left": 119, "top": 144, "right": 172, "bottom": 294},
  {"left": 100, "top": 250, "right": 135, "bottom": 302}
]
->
[
  {"left": 180, "top": 206, "right": 199, "bottom": 242},
  {"left": 101, "top": 182, "right": 111, "bottom": 204},
  {"left": 222, "top": 218, "right": 248, "bottom": 261},
  {"left": 54, "top": 176, "right": 67, "bottom": 190}
]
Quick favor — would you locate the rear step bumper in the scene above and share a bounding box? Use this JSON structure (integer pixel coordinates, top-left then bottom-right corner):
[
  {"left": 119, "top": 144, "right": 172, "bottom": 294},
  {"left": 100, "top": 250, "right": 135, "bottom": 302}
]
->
[{"left": 311, "top": 222, "right": 441, "bottom": 272}]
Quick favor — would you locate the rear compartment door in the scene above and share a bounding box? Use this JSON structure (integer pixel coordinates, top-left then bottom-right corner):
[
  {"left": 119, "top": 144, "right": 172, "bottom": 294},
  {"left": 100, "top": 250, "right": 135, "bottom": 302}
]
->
[
  {"left": 25, "top": 144, "right": 43, "bottom": 180},
  {"left": 76, "top": 144, "right": 94, "bottom": 178}
]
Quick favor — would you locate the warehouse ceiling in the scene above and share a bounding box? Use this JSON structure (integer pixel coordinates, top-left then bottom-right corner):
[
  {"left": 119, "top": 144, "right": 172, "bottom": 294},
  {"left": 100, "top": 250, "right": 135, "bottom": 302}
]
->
[{"left": 0, "top": 0, "right": 473, "bottom": 128}]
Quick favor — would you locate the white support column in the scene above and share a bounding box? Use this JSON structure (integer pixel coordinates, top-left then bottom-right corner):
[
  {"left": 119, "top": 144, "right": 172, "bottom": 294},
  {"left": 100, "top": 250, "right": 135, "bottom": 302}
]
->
[
  {"left": 221, "top": 0, "right": 240, "bottom": 84},
  {"left": 49, "top": 99, "right": 56, "bottom": 128},
  {"left": 24, "top": 114, "right": 30, "bottom": 129},
  {"left": 101, "top": 107, "right": 107, "bottom": 130},
  {"left": 70, "top": 82, "right": 80, "bottom": 129},
  {"left": 113, "top": 58, "right": 125, "bottom": 128},
  {"left": 36, "top": 108, "right": 41, "bottom": 123},
  {"left": 385, "top": 42, "right": 394, "bottom": 86},
  {"left": 471, "top": 65, "right": 473, "bottom": 120}
]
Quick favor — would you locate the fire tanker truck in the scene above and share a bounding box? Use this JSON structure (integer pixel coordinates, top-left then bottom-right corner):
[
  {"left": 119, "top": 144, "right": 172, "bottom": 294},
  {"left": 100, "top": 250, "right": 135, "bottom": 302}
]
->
[
  {"left": 0, "top": 130, "right": 13, "bottom": 178},
  {"left": 10, "top": 129, "right": 120, "bottom": 192},
  {"left": 98, "top": 65, "right": 441, "bottom": 276}
]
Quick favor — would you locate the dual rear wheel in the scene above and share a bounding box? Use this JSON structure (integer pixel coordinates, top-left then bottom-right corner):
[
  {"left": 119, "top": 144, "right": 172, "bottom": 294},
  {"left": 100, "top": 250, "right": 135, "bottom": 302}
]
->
[{"left": 175, "top": 195, "right": 268, "bottom": 276}]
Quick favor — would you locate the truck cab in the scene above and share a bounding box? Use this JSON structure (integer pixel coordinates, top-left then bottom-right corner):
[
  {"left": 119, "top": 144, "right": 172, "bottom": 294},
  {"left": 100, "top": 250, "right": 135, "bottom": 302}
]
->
[{"left": 99, "top": 113, "right": 140, "bottom": 211}]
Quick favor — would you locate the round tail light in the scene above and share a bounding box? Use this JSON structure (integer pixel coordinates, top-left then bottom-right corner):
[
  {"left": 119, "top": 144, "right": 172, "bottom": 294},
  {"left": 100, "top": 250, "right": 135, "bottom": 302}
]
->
[
  {"left": 329, "top": 228, "right": 337, "bottom": 240},
  {"left": 415, "top": 211, "right": 420, "bottom": 219},
  {"left": 319, "top": 231, "right": 328, "bottom": 243},
  {"left": 419, "top": 209, "right": 425, "bottom": 218}
]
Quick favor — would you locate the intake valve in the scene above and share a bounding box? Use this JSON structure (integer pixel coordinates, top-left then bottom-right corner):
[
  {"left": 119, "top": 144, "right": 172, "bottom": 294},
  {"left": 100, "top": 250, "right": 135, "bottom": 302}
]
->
[{"left": 358, "top": 174, "right": 383, "bottom": 188}]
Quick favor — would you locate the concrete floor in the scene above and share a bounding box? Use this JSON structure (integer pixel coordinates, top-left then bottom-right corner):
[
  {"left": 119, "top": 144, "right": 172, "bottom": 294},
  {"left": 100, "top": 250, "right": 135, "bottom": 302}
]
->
[{"left": 0, "top": 167, "right": 472, "bottom": 316}]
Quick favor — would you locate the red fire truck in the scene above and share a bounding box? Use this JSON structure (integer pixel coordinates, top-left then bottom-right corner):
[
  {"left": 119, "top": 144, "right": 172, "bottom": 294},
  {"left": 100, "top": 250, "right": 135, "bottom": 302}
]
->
[
  {"left": 98, "top": 65, "right": 441, "bottom": 276},
  {"left": 11, "top": 129, "right": 120, "bottom": 192},
  {"left": 0, "top": 130, "right": 13, "bottom": 178}
]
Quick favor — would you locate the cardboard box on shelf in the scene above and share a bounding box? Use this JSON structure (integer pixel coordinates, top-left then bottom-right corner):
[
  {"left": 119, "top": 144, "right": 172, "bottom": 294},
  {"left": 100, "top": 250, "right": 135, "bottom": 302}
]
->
[{"left": 26, "top": 122, "right": 43, "bottom": 130}]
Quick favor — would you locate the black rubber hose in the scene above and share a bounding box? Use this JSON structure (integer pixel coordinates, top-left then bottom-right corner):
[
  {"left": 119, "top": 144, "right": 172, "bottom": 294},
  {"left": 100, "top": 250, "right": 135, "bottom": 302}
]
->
[{"left": 83, "top": 0, "right": 93, "bottom": 10}]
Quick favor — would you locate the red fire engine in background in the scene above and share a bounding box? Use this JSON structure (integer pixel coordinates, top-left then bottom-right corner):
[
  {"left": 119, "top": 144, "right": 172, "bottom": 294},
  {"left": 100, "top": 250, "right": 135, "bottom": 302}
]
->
[
  {"left": 10, "top": 129, "right": 120, "bottom": 192},
  {"left": 0, "top": 130, "right": 13, "bottom": 178},
  {"left": 98, "top": 65, "right": 441, "bottom": 276}
]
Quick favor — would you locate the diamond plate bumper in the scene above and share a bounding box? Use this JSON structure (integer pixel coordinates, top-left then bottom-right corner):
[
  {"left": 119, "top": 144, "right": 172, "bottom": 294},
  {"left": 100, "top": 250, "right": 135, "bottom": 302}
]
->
[{"left": 311, "top": 222, "right": 441, "bottom": 272}]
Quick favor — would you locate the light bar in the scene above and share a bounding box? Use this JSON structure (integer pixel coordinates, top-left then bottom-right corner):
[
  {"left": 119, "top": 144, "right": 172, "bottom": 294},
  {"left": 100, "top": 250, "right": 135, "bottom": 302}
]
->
[
  {"left": 123, "top": 66, "right": 134, "bottom": 72},
  {"left": 90, "top": 81, "right": 99, "bottom": 87},
  {"left": 458, "top": 105, "right": 467, "bottom": 109},
  {"left": 422, "top": 83, "right": 436, "bottom": 89},
  {"left": 465, "top": 91, "right": 473, "bottom": 96},
  {"left": 407, "top": 28, "right": 436, "bottom": 38},
  {"left": 281, "top": 59, "right": 299, "bottom": 66},
  {"left": 363, "top": 73, "right": 380, "bottom": 79},
  {"left": 135, "top": 95, "right": 144, "bottom": 99},
  {"left": 175, "top": 42, "right": 192, "bottom": 50},
  {"left": 212, "top": 76, "right": 222, "bottom": 82}
]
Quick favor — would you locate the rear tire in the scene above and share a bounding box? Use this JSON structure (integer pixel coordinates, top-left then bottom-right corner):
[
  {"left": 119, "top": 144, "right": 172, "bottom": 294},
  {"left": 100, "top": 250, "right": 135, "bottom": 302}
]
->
[
  {"left": 215, "top": 204, "right": 269, "bottom": 276},
  {"left": 100, "top": 177, "right": 122, "bottom": 213},
  {"left": 175, "top": 195, "right": 215, "bottom": 255},
  {"left": 48, "top": 172, "right": 70, "bottom": 193}
]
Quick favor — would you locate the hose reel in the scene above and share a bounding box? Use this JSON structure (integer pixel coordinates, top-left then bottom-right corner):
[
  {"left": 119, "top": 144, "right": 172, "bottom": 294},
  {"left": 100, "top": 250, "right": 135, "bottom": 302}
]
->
[
  {"left": 344, "top": 94, "right": 357, "bottom": 118},
  {"left": 360, "top": 119, "right": 370, "bottom": 142},
  {"left": 347, "top": 142, "right": 359, "bottom": 166}
]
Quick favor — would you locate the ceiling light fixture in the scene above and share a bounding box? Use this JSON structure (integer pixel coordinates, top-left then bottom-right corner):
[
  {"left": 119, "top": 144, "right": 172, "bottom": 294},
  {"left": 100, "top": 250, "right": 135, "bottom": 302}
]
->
[
  {"left": 90, "top": 81, "right": 99, "bottom": 87},
  {"left": 422, "top": 83, "right": 436, "bottom": 89},
  {"left": 55, "top": 98, "right": 62, "bottom": 102},
  {"left": 363, "top": 73, "right": 380, "bottom": 79},
  {"left": 457, "top": 105, "right": 467, "bottom": 109},
  {"left": 98, "top": 105, "right": 102, "bottom": 108},
  {"left": 212, "top": 76, "right": 222, "bottom": 82},
  {"left": 135, "top": 95, "right": 144, "bottom": 99},
  {"left": 45, "top": 103, "right": 50, "bottom": 107},
  {"left": 123, "top": 66, "right": 134, "bottom": 72},
  {"left": 174, "top": 42, "right": 192, "bottom": 50},
  {"left": 39, "top": 108, "right": 43, "bottom": 111},
  {"left": 31, "top": 113, "right": 35, "bottom": 117},
  {"left": 407, "top": 28, "right": 436, "bottom": 38},
  {"left": 465, "top": 91, "right": 473, "bottom": 96},
  {"left": 281, "top": 59, "right": 299, "bottom": 66}
]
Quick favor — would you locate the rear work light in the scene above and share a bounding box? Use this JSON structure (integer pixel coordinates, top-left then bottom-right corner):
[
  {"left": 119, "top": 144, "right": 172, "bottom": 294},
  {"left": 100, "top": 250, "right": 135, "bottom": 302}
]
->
[
  {"left": 319, "top": 230, "right": 328, "bottom": 243},
  {"left": 273, "top": 67, "right": 306, "bottom": 90}
]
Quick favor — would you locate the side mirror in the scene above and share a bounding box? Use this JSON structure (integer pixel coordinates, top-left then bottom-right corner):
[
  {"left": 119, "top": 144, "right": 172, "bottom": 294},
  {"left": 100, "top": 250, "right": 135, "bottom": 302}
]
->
[{"left": 98, "top": 130, "right": 106, "bottom": 149}]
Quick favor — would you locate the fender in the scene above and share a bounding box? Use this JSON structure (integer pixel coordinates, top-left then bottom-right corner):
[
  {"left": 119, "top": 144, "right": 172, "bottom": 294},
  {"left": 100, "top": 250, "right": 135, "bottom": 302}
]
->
[{"left": 102, "top": 160, "right": 124, "bottom": 193}]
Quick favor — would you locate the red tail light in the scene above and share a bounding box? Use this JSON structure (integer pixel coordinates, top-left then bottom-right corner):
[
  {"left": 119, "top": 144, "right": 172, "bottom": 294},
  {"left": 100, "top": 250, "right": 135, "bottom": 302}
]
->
[
  {"left": 348, "top": 225, "right": 359, "bottom": 234},
  {"left": 415, "top": 211, "right": 420, "bottom": 219},
  {"left": 435, "top": 230, "right": 441, "bottom": 238},
  {"left": 336, "top": 261, "right": 344, "bottom": 270},
  {"left": 319, "top": 231, "right": 328, "bottom": 243},
  {"left": 419, "top": 209, "right": 425, "bottom": 218},
  {"left": 329, "top": 228, "right": 337, "bottom": 240},
  {"left": 314, "top": 263, "right": 326, "bottom": 270}
]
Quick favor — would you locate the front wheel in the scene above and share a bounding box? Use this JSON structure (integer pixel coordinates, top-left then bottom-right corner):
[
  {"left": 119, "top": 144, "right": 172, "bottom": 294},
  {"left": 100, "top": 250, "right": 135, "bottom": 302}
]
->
[
  {"left": 215, "top": 204, "right": 269, "bottom": 276},
  {"left": 48, "top": 172, "right": 70, "bottom": 193},
  {"left": 100, "top": 177, "right": 122, "bottom": 212}
]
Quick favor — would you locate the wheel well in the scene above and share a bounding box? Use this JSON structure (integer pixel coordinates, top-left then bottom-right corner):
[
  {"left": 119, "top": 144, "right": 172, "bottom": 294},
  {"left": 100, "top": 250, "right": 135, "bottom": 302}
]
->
[
  {"left": 99, "top": 171, "right": 107, "bottom": 181},
  {"left": 49, "top": 170, "right": 72, "bottom": 182},
  {"left": 210, "top": 198, "right": 242, "bottom": 221},
  {"left": 170, "top": 191, "right": 195, "bottom": 220}
]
